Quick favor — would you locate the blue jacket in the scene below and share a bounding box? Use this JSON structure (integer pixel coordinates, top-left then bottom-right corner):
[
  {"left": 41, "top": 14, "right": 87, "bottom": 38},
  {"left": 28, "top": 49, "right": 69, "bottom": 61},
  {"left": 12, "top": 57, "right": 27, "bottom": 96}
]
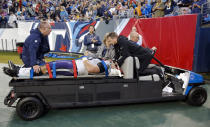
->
[
  {"left": 84, "top": 33, "right": 102, "bottom": 53},
  {"left": 60, "top": 10, "right": 69, "bottom": 21},
  {"left": 192, "top": 1, "right": 202, "bottom": 14},
  {"left": 21, "top": 28, "right": 50, "bottom": 67}
]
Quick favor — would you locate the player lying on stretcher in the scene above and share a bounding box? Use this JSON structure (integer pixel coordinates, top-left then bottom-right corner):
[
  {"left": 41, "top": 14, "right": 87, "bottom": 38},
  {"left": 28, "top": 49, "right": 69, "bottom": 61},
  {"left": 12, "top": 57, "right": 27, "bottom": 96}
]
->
[{"left": 2, "top": 58, "right": 122, "bottom": 78}]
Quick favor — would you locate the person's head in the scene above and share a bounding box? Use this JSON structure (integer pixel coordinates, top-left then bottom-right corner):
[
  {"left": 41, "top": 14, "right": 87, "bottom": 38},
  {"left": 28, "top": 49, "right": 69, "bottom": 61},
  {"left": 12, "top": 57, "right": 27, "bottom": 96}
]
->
[
  {"left": 89, "top": 25, "right": 95, "bottom": 34},
  {"left": 56, "top": 6, "right": 60, "bottom": 10},
  {"left": 157, "top": 0, "right": 161, "bottom": 3},
  {"left": 93, "top": 5, "right": 97, "bottom": 10},
  {"left": 132, "top": 26, "right": 137, "bottom": 32},
  {"left": 137, "top": 2, "right": 141, "bottom": 7},
  {"left": 38, "top": 21, "right": 52, "bottom": 36},
  {"left": 60, "top": 6, "right": 65, "bottom": 11},
  {"left": 10, "top": 12, "right": 14, "bottom": 15},
  {"left": 100, "top": 1, "right": 105, "bottom": 5},
  {"left": 106, "top": 32, "right": 118, "bottom": 46},
  {"left": 103, "top": 33, "right": 109, "bottom": 47},
  {"left": 1, "top": 14, "right": 5, "bottom": 18},
  {"left": 130, "top": 31, "right": 139, "bottom": 42}
]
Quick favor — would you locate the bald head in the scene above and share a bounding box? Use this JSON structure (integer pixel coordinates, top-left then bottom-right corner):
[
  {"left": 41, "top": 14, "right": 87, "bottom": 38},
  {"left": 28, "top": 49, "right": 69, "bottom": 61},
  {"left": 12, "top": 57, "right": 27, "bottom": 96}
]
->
[
  {"left": 39, "top": 21, "right": 51, "bottom": 29},
  {"left": 38, "top": 21, "right": 51, "bottom": 36},
  {"left": 132, "top": 26, "right": 137, "bottom": 32},
  {"left": 130, "top": 31, "right": 139, "bottom": 42}
]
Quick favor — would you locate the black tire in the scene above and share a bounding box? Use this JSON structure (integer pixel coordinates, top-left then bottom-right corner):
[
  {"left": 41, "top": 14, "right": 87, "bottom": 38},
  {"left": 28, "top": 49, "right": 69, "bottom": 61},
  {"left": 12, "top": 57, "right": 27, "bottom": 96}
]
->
[
  {"left": 187, "top": 87, "right": 207, "bottom": 106},
  {"left": 16, "top": 97, "right": 44, "bottom": 121}
]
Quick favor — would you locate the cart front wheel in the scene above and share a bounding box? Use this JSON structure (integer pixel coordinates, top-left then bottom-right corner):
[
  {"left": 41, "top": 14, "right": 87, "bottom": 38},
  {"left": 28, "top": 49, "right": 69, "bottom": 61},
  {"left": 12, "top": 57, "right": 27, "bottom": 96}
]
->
[
  {"left": 16, "top": 97, "right": 44, "bottom": 121},
  {"left": 187, "top": 87, "right": 207, "bottom": 106}
]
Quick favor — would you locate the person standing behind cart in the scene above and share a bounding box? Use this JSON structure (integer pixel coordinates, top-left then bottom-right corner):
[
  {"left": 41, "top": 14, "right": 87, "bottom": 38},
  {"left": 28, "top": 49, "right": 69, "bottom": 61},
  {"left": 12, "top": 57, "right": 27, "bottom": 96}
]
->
[
  {"left": 84, "top": 25, "right": 102, "bottom": 57},
  {"left": 21, "top": 21, "right": 52, "bottom": 74},
  {"left": 129, "top": 31, "right": 141, "bottom": 45},
  {"left": 128, "top": 26, "right": 142, "bottom": 46}
]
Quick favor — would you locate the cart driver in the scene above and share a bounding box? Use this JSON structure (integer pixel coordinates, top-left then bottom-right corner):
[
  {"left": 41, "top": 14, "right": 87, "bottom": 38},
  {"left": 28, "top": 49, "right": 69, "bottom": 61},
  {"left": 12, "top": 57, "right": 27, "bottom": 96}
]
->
[{"left": 3, "top": 58, "right": 122, "bottom": 78}]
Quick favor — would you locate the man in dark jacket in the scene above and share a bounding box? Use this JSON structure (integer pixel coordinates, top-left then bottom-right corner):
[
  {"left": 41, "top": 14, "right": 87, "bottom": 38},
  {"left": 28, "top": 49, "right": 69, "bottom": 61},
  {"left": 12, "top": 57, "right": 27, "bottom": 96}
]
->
[
  {"left": 21, "top": 21, "right": 51, "bottom": 73},
  {"left": 106, "top": 32, "right": 157, "bottom": 72},
  {"left": 0, "top": 14, "right": 8, "bottom": 28},
  {"left": 84, "top": 25, "right": 102, "bottom": 55}
]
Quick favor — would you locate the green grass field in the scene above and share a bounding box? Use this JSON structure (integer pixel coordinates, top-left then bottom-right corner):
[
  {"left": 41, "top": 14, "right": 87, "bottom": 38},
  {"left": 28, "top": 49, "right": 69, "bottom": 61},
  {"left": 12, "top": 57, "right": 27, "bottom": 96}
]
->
[{"left": 0, "top": 52, "right": 23, "bottom": 64}]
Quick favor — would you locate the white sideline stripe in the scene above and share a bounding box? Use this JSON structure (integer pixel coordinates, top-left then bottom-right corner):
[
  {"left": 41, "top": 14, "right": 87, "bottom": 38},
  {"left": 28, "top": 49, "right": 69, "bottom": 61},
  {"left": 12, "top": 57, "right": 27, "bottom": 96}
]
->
[{"left": 114, "top": 18, "right": 130, "bottom": 35}]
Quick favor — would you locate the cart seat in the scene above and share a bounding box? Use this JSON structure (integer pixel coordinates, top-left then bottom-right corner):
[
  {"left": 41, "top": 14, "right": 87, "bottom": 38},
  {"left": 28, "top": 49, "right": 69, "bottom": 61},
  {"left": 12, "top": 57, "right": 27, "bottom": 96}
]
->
[
  {"left": 121, "top": 56, "right": 134, "bottom": 79},
  {"left": 139, "top": 74, "right": 160, "bottom": 81},
  {"left": 121, "top": 56, "right": 160, "bottom": 81}
]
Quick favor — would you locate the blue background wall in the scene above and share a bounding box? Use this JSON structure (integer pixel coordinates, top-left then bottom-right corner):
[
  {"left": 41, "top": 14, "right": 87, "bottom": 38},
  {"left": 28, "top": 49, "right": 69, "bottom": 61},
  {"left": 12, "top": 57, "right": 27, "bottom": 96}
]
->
[{"left": 193, "top": 26, "right": 210, "bottom": 72}]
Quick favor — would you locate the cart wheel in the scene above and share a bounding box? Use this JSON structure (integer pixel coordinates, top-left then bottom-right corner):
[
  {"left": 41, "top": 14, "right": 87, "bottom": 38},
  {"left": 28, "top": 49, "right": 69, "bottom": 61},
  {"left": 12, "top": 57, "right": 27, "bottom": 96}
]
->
[
  {"left": 16, "top": 97, "right": 44, "bottom": 121},
  {"left": 187, "top": 87, "right": 207, "bottom": 106}
]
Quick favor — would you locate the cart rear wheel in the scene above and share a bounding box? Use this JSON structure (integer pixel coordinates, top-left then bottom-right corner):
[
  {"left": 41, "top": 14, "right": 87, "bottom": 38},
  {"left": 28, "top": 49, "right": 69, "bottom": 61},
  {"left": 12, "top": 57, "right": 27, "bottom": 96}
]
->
[
  {"left": 16, "top": 97, "right": 44, "bottom": 121},
  {"left": 187, "top": 87, "right": 207, "bottom": 106}
]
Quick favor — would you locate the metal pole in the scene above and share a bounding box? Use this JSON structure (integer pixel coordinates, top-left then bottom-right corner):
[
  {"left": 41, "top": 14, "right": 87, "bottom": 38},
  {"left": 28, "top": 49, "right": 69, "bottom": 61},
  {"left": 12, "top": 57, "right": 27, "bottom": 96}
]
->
[
  {"left": 1, "top": 39, "right": 4, "bottom": 52},
  {"left": 201, "top": 3, "right": 205, "bottom": 24},
  {"left": 12, "top": 39, "right": 14, "bottom": 52},
  {"left": 15, "top": 39, "right": 17, "bottom": 52},
  {"left": 5, "top": 39, "right": 8, "bottom": 51}
]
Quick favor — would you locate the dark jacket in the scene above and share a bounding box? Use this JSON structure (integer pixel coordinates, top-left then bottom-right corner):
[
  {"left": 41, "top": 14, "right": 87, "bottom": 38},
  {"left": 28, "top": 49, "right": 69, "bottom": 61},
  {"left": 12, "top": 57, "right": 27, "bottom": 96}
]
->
[
  {"left": 84, "top": 33, "right": 102, "bottom": 53},
  {"left": 0, "top": 16, "right": 8, "bottom": 28},
  {"left": 114, "top": 35, "right": 153, "bottom": 68},
  {"left": 21, "top": 28, "right": 50, "bottom": 67},
  {"left": 97, "top": 5, "right": 106, "bottom": 17}
]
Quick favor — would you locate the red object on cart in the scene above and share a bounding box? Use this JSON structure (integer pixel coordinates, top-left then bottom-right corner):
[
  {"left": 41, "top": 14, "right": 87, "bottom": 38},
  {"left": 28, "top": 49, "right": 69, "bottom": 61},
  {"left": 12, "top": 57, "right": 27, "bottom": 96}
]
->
[
  {"left": 16, "top": 42, "right": 24, "bottom": 54},
  {"left": 17, "top": 47, "right": 23, "bottom": 54}
]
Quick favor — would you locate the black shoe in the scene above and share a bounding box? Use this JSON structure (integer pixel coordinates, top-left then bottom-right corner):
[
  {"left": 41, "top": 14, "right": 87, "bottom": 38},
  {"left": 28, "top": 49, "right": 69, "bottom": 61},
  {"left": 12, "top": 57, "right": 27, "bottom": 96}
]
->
[
  {"left": 3, "top": 67, "right": 18, "bottom": 77},
  {"left": 8, "top": 60, "right": 19, "bottom": 70}
]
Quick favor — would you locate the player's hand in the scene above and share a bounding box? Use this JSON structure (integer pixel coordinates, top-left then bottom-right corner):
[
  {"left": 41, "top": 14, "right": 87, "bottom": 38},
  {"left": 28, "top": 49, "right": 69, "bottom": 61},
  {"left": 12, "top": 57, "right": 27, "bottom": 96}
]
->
[
  {"left": 114, "top": 62, "right": 120, "bottom": 69},
  {"left": 92, "top": 39, "right": 97, "bottom": 43},
  {"left": 33, "top": 65, "right": 40, "bottom": 73},
  {"left": 152, "top": 47, "right": 157, "bottom": 51},
  {"left": 84, "top": 51, "right": 89, "bottom": 56},
  {"left": 111, "top": 63, "right": 116, "bottom": 69}
]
